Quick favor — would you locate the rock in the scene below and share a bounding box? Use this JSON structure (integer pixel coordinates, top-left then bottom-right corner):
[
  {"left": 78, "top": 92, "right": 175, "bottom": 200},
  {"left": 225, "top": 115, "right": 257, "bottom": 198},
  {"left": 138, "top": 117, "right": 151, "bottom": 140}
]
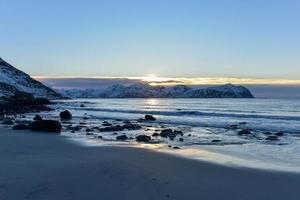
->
[
  {"left": 29, "top": 120, "right": 62, "bottom": 133},
  {"left": 173, "top": 146, "right": 181, "bottom": 149},
  {"left": 59, "top": 110, "right": 72, "bottom": 120},
  {"left": 2, "top": 120, "right": 14, "bottom": 125},
  {"left": 239, "top": 122, "right": 247, "bottom": 125},
  {"left": 160, "top": 129, "right": 183, "bottom": 139},
  {"left": 83, "top": 117, "right": 89, "bottom": 120},
  {"left": 145, "top": 115, "right": 156, "bottom": 121},
  {"left": 179, "top": 138, "right": 184, "bottom": 142},
  {"left": 266, "top": 135, "right": 278, "bottom": 141},
  {"left": 80, "top": 104, "right": 85, "bottom": 107},
  {"left": 86, "top": 132, "right": 94, "bottom": 135},
  {"left": 116, "top": 135, "right": 128, "bottom": 140},
  {"left": 33, "top": 115, "right": 42, "bottom": 121},
  {"left": 212, "top": 139, "right": 222, "bottom": 142},
  {"left": 276, "top": 132, "right": 284, "bottom": 136},
  {"left": 136, "top": 135, "right": 151, "bottom": 143},
  {"left": 152, "top": 133, "right": 160, "bottom": 137},
  {"left": 238, "top": 129, "right": 252, "bottom": 135},
  {"left": 102, "top": 121, "right": 112, "bottom": 126},
  {"left": 188, "top": 134, "right": 192, "bottom": 137},
  {"left": 86, "top": 128, "right": 92, "bottom": 132},
  {"left": 13, "top": 124, "right": 30, "bottom": 130},
  {"left": 122, "top": 123, "right": 142, "bottom": 130},
  {"left": 227, "top": 125, "right": 238, "bottom": 130},
  {"left": 100, "top": 125, "right": 124, "bottom": 132},
  {"left": 97, "top": 135, "right": 103, "bottom": 139}
]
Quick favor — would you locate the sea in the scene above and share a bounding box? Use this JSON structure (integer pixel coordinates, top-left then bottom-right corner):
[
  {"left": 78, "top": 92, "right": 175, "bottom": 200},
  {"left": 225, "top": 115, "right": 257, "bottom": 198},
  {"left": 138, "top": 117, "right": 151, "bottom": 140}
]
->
[{"left": 35, "top": 98, "right": 300, "bottom": 172}]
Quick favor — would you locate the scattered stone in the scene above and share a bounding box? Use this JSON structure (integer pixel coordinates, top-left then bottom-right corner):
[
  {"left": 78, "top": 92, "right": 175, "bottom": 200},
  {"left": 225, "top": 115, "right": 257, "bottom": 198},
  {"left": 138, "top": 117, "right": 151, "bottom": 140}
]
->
[
  {"left": 97, "top": 135, "right": 103, "bottom": 139},
  {"left": 168, "top": 145, "right": 172, "bottom": 148},
  {"left": 136, "top": 135, "right": 151, "bottom": 143},
  {"left": 116, "top": 135, "right": 128, "bottom": 140},
  {"left": 179, "top": 138, "right": 184, "bottom": 142},
  {"left": 122, "top": 123, "right": 142, "bottom": 130},
  {"left": 152, "top": 132, "right": 160, "bottom": 137},
  {"left": 266, "top": 135, "right": 278, "bottom": 141},
  {"left": 13, "top": 124, "right": 30, "bottom": 130},
  {"left": 239, "top": 122, "right": 247, "bottom": 125},
  {"left": 227, "top": 125, "right": 238, "bottom": 130},
  {"left": 100, "top": 125, "right": 124, "bottom": 132},
  {"left": 173, "top": 146, "right": 180, "bottom": 149},
  {"left": 2, "top": 120, "right": 14, "bottom": 125},
  {"left": 102, "top": 121, "right": 112, "bottom": 126},
  {"left": 86, "top": 132, "right": 94, "bottom": 136},
  {"left": 145, "top": 115, "right": 156, "bottom": 121},
  {"left": 276, "top": 132, "right": 284, "bottom": 136},
  {"left": 188, "top": 134, "right": 192, "bottom": 137},
  {"left": 238, "top": 129, "right": 252, "bottom": 135},
  {"left": 212, "top": 139, "right": 222, "bottom": 143},
  {"left": 59, "top": 110, "right": 72, "bottom": 120},
  {"left": 160, "top": 129, "right": 183, "bottom": 139},
  {"left": 33, "top": 115, "right": 42, "bottom": 121},
  {"left": 80, "top": 104, "right": 85, "bottom": 107},
  {"left": 86, "top": 128, "right": 92, "bottom": 132},
  {"left": 29, "top": 120, "right": 62, "bottom": 133},
  {"left": 83, "top": 117, "right": 89, "bottom": 120}
]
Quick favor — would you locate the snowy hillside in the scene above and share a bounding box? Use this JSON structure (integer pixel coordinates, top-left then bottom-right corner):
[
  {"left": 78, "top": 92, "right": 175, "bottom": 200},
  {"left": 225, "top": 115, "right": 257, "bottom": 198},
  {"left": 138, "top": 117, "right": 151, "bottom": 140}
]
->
[
  {"left": 60, "top": 83, "right": 254, "bottom": 98},
  {"left": 0, "top": 58, "right": 62, "bottom": 99}
]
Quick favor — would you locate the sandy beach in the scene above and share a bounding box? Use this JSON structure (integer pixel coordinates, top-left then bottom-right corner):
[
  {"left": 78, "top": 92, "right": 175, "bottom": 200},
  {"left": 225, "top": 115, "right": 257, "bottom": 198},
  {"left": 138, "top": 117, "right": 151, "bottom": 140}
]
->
[{"left": 0, "top": 127, "right": 299, "bottom": 200}]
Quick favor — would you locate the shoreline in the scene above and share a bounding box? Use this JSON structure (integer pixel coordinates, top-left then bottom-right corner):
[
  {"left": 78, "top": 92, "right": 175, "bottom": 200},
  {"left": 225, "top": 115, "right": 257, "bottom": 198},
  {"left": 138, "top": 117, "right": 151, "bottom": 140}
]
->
[{"left": 1, "top": 127, "right": 300, "bottom": 200}]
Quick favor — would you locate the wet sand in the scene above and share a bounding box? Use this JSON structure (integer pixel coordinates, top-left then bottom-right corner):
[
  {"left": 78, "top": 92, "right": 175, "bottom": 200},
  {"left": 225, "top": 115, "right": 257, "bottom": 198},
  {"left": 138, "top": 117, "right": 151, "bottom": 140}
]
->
[{"left": 0, "top": 127, "right": 299, "bottom": 200}]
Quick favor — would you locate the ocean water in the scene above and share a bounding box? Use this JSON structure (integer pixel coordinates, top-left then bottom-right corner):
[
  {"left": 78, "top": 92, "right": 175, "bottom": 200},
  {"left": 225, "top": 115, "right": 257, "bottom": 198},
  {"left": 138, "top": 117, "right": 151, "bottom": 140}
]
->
[{"left": 41, "top": 98, "right": 300, "bottom": 172}]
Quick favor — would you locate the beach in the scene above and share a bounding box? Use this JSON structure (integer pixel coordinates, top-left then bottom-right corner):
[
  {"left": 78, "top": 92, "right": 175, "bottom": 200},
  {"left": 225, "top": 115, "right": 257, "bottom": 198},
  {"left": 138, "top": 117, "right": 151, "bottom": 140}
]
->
[{"left": 1, "top": 127, "right": 299, "bottom": 200}]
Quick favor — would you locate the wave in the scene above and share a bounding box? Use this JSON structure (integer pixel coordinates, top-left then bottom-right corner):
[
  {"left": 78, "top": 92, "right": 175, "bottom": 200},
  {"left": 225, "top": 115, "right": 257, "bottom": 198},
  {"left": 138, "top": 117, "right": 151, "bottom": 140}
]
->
[{"left": 66, "top": 107, "right": 300, "bottom": 122}]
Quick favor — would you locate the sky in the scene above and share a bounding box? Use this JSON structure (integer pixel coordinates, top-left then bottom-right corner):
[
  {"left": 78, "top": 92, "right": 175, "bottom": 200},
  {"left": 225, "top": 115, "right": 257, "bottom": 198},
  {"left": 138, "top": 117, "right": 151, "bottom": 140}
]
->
[{"left": 1, "top": 0, "right": 300, "bottom": 81}]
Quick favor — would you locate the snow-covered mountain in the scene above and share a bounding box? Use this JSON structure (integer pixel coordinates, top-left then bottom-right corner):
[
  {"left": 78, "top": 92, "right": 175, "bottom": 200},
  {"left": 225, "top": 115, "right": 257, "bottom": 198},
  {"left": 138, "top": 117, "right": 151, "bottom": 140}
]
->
[
  {"left": 60, "top": 83, "right": 254, "bottom": 98},
  {"left": 0, "top": 58, "right": 62, "bottom": 99}
]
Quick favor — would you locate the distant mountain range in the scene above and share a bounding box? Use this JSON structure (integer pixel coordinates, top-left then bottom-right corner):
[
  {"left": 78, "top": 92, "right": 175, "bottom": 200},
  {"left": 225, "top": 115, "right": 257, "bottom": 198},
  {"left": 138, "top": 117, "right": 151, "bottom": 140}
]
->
[
  {"left": 0, "top": 58, "right": 62, "bottom": 99},
  {"left": 0, "top": 57, "right": 253, "bottom": 99},
  {"left": 60, "top": 83, "right": 254, "bottom": 98}
]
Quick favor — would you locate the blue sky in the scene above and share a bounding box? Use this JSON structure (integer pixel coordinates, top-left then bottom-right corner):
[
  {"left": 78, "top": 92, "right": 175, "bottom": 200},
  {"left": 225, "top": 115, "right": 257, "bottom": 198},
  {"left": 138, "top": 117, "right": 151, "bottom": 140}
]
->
[{"left": 1, "top": 0, "right": 300, "bottom": 80}]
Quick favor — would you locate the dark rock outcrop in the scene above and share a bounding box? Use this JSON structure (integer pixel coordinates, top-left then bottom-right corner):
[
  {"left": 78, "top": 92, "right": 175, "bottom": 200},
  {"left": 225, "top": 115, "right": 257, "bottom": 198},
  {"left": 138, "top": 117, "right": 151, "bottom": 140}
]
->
[
  {"left": 59, "top": 110, "right": 72, "bottom": 120},
  {"left": 116, "top": 135, "right": 128, "bottom": 140},
  {"left": 136, "top": 135, "right": 151, "bottom": 143},
  {"left": 145, "top": 115, "right": 156, "bottom": 121},
  {"left": 29, "top": 120, "right": 62, "bottom": 133},
  {"left": 33, "top": 115, "right": 42, "bottom": 121}
]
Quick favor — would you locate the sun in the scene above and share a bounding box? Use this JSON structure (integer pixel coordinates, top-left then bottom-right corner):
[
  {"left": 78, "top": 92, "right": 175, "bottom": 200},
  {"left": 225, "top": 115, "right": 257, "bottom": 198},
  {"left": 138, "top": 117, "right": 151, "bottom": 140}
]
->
[{"left": 143, "top": 74, "right": 162, "bottom": 82}]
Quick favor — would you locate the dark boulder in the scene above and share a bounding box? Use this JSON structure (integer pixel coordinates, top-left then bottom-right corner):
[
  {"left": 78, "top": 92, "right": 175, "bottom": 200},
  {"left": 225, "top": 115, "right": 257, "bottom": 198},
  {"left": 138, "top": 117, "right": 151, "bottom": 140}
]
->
[
  {"left": 33, "top": 115, "right": 42, "bottom": 121},
  {"left": 160, "top": 129, "right": 183, "bottom": 139},
  {"left": 266, "top": 135, "right": 278, "bottom": 141},
  {"left": 102, "top": 121, "right": 112, "bottom": 126},
  {"left": 136, "top": 135, "right": 151, "bottom": 143},
  {"left": 80, "top": 104, "right": 85, "bottom": 107},
  {"left": 145, "top": 115, "right": 156, "bottom": 121},
  {"left": 13, "top": 124, "right": 30, "bottom": 130},
  {"left": 116, "top": 135, "right": 128, "bottom": 140},
  {"left": 238, "top": 129, "right": 252, "bottom": 135},
  {"left": 2, "top": 119, "right": 14, "bottom": 125},
  {"left": 59, "top": 110, "right": 72, "bottom": 120},
  {"left": 122, "top": 123, "right": 142, "bottom": 130},
  {"left": 29, "top": 120, "right": 62, "bottom": 133},
  {"left": 276, "top": 132, "right": 284, "bottom": 136},
  {"left": 100, "top": 125, "right": 124, "bottom": 132},
  {"left": 152, "top": 132, "right": 160, "bottom": 137}
]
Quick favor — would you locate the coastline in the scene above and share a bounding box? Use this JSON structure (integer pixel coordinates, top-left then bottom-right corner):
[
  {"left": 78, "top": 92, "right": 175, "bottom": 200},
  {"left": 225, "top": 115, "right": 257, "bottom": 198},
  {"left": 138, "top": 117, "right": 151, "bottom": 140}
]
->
[{"left": 1, "top": 126, "right": 300, "bottom": 200}]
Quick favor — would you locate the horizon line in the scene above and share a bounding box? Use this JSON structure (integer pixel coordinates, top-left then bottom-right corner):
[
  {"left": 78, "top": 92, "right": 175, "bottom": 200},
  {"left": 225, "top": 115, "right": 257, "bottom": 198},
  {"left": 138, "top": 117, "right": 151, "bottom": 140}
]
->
[{"left": 34, "top": 76, "right": 300, "bottom": 86}]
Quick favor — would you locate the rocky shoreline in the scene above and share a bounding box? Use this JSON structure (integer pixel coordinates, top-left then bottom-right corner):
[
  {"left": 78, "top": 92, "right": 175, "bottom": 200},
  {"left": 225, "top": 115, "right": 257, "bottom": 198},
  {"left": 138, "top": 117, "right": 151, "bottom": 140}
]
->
[{"left": 1, "top": 99, "right": 288, "bottom": 150}]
